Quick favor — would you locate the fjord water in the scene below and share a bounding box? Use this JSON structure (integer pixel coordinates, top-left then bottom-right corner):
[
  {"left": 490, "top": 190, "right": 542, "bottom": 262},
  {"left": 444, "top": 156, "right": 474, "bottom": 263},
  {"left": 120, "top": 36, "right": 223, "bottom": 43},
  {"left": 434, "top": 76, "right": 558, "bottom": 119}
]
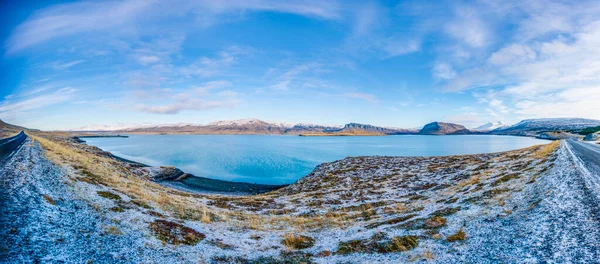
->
[{"left": 84, "top": 135, "right": 546, "bottom": 185}]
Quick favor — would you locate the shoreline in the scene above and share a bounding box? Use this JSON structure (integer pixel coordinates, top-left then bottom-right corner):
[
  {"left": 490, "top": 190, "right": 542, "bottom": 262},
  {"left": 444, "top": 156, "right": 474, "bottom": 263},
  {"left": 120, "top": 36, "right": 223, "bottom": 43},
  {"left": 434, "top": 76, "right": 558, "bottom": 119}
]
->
[
  {"left": 75, "top": 137, "right": 286, "bottom": 195},
  {"left": 78, "top": 134, "right": 551, "bottom": 194}
]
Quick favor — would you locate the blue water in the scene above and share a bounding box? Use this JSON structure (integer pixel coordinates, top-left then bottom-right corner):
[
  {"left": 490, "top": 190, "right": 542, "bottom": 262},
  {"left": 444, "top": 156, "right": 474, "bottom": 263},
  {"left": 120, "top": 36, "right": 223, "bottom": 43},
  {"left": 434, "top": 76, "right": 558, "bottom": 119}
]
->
[{"left": 83, "top": 135, "right": 546, "bottom": 185}]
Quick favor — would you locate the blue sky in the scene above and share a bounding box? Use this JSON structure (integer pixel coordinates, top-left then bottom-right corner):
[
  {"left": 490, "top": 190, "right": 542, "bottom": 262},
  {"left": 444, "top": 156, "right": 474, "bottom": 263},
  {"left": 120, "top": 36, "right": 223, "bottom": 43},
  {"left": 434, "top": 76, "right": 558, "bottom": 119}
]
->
[{"left": 2, "top": 0, "right": 600, "bottom": 130}]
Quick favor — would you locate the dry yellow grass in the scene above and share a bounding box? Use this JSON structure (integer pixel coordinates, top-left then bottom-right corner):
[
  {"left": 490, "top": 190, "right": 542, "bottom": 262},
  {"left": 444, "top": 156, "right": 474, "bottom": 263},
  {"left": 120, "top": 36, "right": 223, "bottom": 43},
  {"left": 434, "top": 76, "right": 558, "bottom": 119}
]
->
[
  {"left": 457, "top": 175, "right": 480, "bottom": 188},
  {"left": 534, "top": 140, "right": 560, "bottom": 159},
  {"left": 282, "top": 233, "right": 315, "bottom": 250},
  {"left": 27, "top": 132, "right": 343, "bottom": 232}
]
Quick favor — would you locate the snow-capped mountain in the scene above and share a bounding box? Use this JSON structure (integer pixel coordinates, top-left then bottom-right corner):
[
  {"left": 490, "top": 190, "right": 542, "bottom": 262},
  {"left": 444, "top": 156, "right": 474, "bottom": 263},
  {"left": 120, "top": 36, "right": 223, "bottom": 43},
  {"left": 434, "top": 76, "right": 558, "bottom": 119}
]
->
[
  {"left": 69, "top": 123, "right": 148, "bottom": 131},
  {"left": 208, "top": 118, "right": 294, "bottom": 128},
  {"left": 492, "top": 118, "right": 600, "bottom": 134},
  {"left": 473, "top": 121, "right": 508, "bottom": 131},
  {"left": 68, "top": 122, "right": 199, "bottom": 132}
]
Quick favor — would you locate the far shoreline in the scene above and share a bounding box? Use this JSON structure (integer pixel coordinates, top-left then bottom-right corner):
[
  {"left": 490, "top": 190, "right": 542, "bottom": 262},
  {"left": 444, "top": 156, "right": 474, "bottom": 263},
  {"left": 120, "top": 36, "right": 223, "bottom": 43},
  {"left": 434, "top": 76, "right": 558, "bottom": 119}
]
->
[{"left": 77, "top": 133, "right": 550, "bottom": 193}]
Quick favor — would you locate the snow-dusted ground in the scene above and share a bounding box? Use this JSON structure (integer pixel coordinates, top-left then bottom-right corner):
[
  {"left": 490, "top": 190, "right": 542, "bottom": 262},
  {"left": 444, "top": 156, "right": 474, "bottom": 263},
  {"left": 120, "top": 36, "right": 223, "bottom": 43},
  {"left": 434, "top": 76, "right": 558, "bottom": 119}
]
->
[
  {"left": 2, "top": 137, "right": 599, "bottom": 263},
  {"left": 0, "top": 139, "right": 208, "bottom": 263}
]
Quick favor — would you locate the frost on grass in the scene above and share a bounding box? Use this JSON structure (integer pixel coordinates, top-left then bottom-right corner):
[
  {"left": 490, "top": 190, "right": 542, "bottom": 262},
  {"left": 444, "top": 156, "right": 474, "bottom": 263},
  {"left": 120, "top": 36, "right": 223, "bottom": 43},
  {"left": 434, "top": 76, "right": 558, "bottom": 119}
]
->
[
  {"left": 7, "top": 135, "right": 592, "bottom": 263},
  {"left": 149, "top": 220, "right": 205, "bottom": 245},
  {"left": 281, "top": 233, "right": 315, "bottom": 250}
]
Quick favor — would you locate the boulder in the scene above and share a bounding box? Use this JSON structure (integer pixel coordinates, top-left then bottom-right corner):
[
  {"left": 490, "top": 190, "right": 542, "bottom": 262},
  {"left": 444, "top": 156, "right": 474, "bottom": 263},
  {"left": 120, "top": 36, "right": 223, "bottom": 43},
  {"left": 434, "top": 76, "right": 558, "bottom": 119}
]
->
[{"left": 584, "top": 133, "right": 600, "bottom": 141}]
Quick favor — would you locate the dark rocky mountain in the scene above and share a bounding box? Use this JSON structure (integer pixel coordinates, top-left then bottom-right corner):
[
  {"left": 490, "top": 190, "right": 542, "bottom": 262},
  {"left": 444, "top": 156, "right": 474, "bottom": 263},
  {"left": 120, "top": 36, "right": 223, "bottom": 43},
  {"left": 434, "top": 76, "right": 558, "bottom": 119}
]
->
[
  {"left": 338, "top": 123, "right": 416, "bottom": 135},
  {"left": 283, "top": 124, "right": 341, "bottom": 135},
  {"left": 418, "top": 122, "right": 472, "bottom": 135}
]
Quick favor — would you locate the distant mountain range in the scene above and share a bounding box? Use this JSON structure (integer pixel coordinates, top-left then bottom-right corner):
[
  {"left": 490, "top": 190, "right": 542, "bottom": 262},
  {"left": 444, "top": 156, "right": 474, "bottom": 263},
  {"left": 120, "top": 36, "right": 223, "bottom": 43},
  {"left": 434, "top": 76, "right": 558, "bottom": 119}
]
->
[
  {"left": 64, "top": 118, "right": 600, "bottom": 137},
  {"left": 490, "top": 118, "right": 600, "bottom": 136},
  {"left": 472, "top": 121, "right": 508, "bottom": 131}
]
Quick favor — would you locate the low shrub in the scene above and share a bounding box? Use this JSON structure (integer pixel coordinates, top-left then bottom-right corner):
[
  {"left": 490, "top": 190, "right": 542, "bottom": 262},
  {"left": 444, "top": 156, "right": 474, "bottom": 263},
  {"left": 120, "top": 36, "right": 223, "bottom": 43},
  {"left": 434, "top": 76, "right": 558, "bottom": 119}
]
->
[
  {"left": 97, "top": 191, "right": 122, "bottom": 201},
  {"left": 423, "top": 216, "right": 447, "bottom": 228},
  {"left": 282, "top": 234, "right": 315, "bottom": 250},
  {"left": 446, "top": 228, "right": 466, "bottom": 242},
  {"left": 149, "top": 220, "right": 205, "bottom": 245}
]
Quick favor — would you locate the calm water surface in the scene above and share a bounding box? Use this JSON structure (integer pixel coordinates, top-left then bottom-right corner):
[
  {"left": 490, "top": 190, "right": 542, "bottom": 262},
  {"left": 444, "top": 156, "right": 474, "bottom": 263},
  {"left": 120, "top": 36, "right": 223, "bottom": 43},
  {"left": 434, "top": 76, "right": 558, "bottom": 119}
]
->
[{"left": 84, "top": 135, "right": 546, "bottom": 184}]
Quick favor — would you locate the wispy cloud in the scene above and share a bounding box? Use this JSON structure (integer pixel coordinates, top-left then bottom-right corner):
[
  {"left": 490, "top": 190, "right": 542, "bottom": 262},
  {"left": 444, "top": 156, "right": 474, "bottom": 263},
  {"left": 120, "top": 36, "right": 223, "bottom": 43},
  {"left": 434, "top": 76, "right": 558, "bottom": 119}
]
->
[
  {"left": 267, "top": 62, "right": 325, "bottom": 91},
  {"left": 343, "top": 92, "right": 378, "bottom": 103},
  {"left": 5, "top": 1, "right": 153, "bottom": 54},
  {"left": 181, "top": 47, "right": 248, "bottom": 77},
  {"left": 131, "top": 80, "right": 239, "bottom": 114},
  {"left": 5, "top": 0, "right": 341, "bottom": 54},
  {"left": 444, "top": 6, "right": 490, "bottom": 48},
  {"left": 432, "top": 0, "right": 600, "bottom": 120},
  {"left": 0, "top": 87, "right": 76, "bottom": 113},
  {"left": 135, "top": 98, "right": 239, "bottom": 115},
  {"left": 137, "top": 55, "right": 160, "bottom": 66},
  {"left": 52, "top": 60, "right": 86, "bottom": 70}
]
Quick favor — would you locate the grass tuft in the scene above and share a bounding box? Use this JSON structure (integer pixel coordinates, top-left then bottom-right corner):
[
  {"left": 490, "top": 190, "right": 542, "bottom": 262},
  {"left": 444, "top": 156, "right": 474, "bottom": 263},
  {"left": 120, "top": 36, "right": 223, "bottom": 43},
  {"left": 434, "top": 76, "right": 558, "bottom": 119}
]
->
[
  {"left": 336, "top": 235, "right": 418, "bottom": 254},
  {"left": 149, "top": 220, "right": 205, "bottom": 245},
  {"left": 97, "top": 191, "right": 122, "bottom": 201},
  {"left": 423, "top": 216, "right": 447, "bottom": 228},
  {"left": 282, "top": 234, "right": 315, "bottom": 250},
  {"left": 534, "top": 141, "right": 560, "bottom": 159},
  {"left": 446, "top": 228, "right": 466, "bottom": 242},
  {"left": 42, "top": 195, "right": 56, "bottom": 205}
]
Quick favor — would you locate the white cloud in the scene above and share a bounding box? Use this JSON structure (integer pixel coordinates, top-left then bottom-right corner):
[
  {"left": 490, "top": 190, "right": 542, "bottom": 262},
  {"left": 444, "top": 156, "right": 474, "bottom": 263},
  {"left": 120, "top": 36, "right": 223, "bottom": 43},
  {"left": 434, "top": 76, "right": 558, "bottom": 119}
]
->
[
  {"left": 5, "top": 0, "right": 341, "bottom": 54},
  {"left": 488, "top": 44, "right": 536, "bottom": 65},
  {"left": 135, "top": 98, "right": 239, "bottom": 114},
  {"left": 181, "top": 47, "right": 248, "bottom": 77},
  {"left": 52, "top": 60, "right": 86, "bottom": 70},
  {"left": 444, "top": 114, "right": 483, "bottom": 128},
  {"left": 217, "top": 90, "right": 239, "bottom": 97},
  {"left": 5, "top": 1, "right": 153, "bottom": 54},
  {"left": 343, "top": 92, "right": 378, "bottom": 103},
  {"left": 380, "top": 38, "right": 420, "bottom": 57},
  {"left": 130, "top": 80, "right": 238, "bottom": 114},
  {"left": 137, "top": 55, "right": 160, "bottom": 65},
  {"left": 271, "top": 81, "right": 291, "bottom": 91},
  {"left": 193, "top": 80, "right": 232, "bottom": 95},
  {"left": 444, "top": 7, "right": 489, "bottom": 48},
  {"left": 0, "top": 87, "right": 76, "bottom": 113},
  {"left": 351, "top": 2, "right": 383, "bottom": 37},
  {"left": 433, "top": 63, "right": 456, "bottom": 80},
  {"left": 436, "top": 2, "right": 600, "bottom": 120},
  {"left": 267, "top": 62, "right": 325, "bottom": 91}
]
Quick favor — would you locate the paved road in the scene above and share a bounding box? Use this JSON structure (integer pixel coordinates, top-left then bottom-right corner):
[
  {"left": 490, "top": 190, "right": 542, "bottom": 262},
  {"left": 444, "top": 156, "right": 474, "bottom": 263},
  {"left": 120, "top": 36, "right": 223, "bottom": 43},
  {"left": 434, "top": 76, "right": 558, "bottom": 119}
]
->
[
  {"left": 0, "top": 131, "right": 27, "bottom": 162},
  {"left": 566, "top": 139, "right": 600, "bottom": 176}
]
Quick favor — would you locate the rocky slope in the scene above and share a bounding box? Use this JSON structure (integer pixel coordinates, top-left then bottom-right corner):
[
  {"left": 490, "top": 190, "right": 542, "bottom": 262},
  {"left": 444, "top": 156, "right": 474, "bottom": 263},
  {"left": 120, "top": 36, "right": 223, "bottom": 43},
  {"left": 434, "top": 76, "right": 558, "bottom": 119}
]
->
[
  {"left": 0, "top": 119, "right": 29, "bottom": 137},
  {"left": 301, "top": 123, "right": 417, "bottom": 136},
  {"left": 418, "top": 122, "right": 472, "bottom": 135}
]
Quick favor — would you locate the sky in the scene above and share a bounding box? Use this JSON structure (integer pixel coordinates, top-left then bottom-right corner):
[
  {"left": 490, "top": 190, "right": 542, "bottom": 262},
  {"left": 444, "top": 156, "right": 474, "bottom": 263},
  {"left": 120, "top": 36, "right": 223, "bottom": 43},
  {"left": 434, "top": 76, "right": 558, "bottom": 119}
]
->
[{"left": 1, "top": 0, "right": 600, "bottom": 130}]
